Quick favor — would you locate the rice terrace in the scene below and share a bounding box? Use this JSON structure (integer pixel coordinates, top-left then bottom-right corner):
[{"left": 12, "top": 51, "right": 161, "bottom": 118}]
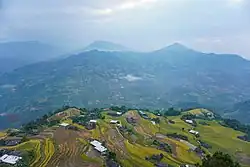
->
[{"left": 0, "top": 106, "right": 250, "bottom": 167}]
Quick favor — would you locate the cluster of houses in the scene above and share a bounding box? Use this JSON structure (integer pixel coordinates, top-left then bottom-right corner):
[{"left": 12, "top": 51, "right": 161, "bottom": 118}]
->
[
  {"left": 184, "top": 119, "right": 200, "bottom": 136},
  {"left": 0, "top": 149, "right": 22, "bottom": 165},
  {"left": 0, "top": 154, "right": 22, "bottom": 165},
  {"left": 0, "top": 137, "right": 22, "bottom": 147}
]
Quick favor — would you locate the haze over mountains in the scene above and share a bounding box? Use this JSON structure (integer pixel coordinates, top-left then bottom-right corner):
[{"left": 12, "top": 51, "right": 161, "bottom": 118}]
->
[
  {"left": 0, "top": 41, "right": 65, "bottom": 72},
  {"left": 0, "top": 40, "right": 250, "bottom": 129},
  {"left": 83, "top": 41, "right": 130, "bottom": 52}
]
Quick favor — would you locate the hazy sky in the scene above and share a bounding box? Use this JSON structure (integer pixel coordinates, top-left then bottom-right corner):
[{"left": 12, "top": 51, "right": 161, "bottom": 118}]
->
[{"left": 0, "top": 0, "right": 250, "bottom": 57}]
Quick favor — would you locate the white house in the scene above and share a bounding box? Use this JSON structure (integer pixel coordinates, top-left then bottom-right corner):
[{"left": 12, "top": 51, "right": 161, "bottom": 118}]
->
[
  {"left": 110, "top": 120, "right": 119, "bottom": 124},
  {"left": 94, "top": 145, "right": 107, "bottom": 153},
  {"left": 89, "top": 120, "right": 97, "bottom": 123},
  {"left": 90, "top": 140, "right": 102, "bottom": 147},
  {"left": 189, "top": 130, "right": 199, "bottom": 135},
  {"left": 139, "top": 110, "right": 145, "bottom": 115},
  {"left": 90, "top": 140, "right": 107, "bottom": 153},
  {"left": 0, "top": 154, "right": 22, "bottom": 165},
  {"left": 59, "top": 122, "right": 70, "bottom": 127},
  {"left": 185, "top": 120, "right": 194, "bottom": 124},
  {"left": 116, "top": 112, "right": 122, "bottom": 115},
  {"left": 151, "top": 121, "right": 156, "bottom": 125}
]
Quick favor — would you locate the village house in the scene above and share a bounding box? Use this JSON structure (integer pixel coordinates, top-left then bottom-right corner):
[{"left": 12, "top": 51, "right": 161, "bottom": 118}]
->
[
  {"left": 110, "top": 120, "right": 120, "bottom": 124},
  {"left": 89, "top": 120, "right": 97, "bottom": 123},
  {"left": 0, "top": 154, "right": 22, "bottom": 165},
  {"left": 185, "top": 120, "right": 194, "bottom": 124},
  {"left": 90, "top": 140, "right": 107, "bottom": 155},
  {"left": 107, "top": 112, "right": 122, "bottom": 117},
  {"left": 86, "top": 120, "right": 97, "bottom": 130},
  {"left": 59, "top": 122, "right": 70, "bottom": 127},
  {"left": 116, "top": 112, "right": 122, "bottom": 116},
  {"left": 139, "top": 110, "right": 149, "bottom": 119},
  {"left": 189, "top": 130, "right": 199, "bottom": 135},
  {"left": 151, "top": 121, "right": 156, "bottom": 125}
]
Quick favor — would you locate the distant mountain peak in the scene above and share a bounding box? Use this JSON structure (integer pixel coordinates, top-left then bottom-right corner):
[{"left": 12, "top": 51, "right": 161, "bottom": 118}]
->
[
  {"left": 84, "top": 40, "right": 130, "bottom": 52},
  {"left": 154, "top": 42, "right": 195, "bottom": 53},
  {"left": 167, "top": 42, "right": 189, "bottom": 50}
]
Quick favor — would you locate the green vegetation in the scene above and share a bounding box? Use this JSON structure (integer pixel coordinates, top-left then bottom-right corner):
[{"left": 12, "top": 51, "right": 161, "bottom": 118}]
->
[
  {"left": 222, "top": 119, "right": 250, "bottom": 141},
  {"left": 163, "top": 108, "right": 182, "bottom": 116},
  {"left": 1, "top": 106, "right": 250, "bottom": 167},
  {"left": 197, "top": 152, "right": 240, "bottom": 167}
]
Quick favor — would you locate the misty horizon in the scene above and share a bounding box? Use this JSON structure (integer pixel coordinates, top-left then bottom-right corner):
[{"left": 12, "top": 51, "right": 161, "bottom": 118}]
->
[
  {"left": 1, "top": 39, "right": 249, "bottom": 60},
  {"left": 0, "top": 0, "right": 250, "bottom": 58}
]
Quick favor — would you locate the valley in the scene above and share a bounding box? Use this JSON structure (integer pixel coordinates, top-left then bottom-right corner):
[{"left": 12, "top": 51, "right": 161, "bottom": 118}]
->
[{"left": 1, "top": 44, "right": 250, "bottom": 129}]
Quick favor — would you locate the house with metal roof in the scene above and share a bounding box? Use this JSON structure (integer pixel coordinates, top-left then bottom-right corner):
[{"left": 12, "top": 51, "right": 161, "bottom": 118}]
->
[
  {"left": 59, "top": 122, "right": 70, "bottom": 127},
  {"left": 89, "top": 120, "right": 97, "bottom": 123},
  {"left": 189, "top": 130, "right": 199, "bottom": 135},
  {"left": 90, "top": 140, "right": 107, "bottom": 154},
  {"left": 0, "top": 154, "right": 22, "bottom": 165}
]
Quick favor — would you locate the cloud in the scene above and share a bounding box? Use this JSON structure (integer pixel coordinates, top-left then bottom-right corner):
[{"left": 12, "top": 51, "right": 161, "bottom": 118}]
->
[
  {"left": 119, "top": 0, "right": 158, "bottom": 10},
  {"left": 0, "top": 0, "right": 249, "bottom": 58}
]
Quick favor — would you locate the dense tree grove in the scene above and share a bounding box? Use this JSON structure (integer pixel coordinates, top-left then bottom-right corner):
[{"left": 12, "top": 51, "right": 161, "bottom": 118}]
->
[
  {"left": 163, "top": 107, "right": 182, "bottom": 116},
  {"left": 197, "top": 152, "right": 240, "bottom": 167}
]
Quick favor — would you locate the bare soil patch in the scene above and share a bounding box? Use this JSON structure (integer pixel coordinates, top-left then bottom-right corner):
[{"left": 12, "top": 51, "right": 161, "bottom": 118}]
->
[{"left": 236, "top": 152, "right": 250, "bottom": 166}]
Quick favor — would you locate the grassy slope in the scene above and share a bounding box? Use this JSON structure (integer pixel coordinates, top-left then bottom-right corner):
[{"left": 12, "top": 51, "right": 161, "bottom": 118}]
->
[{"left": 103, "top": 110, "right": 250, "bottom": 166}]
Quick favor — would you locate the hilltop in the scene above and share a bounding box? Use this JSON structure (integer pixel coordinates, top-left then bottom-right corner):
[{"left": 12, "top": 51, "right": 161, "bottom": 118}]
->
[
  {"left": 83, "top": 41, "right": 130, "bottom": 52},
  {"left": 0, "top": 106, "right": 249, "bottom": 167}
]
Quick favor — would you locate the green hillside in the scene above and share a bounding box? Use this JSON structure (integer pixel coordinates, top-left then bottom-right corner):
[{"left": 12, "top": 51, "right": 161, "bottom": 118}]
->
[{"left": 0, "top": 107, "right": 249, "bottom": 167}]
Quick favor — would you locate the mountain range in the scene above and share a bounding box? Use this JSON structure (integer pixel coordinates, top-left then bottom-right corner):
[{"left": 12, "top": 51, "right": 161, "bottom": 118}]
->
[{"left": 0, "top": 41, "right": 250, "bottom": 129}]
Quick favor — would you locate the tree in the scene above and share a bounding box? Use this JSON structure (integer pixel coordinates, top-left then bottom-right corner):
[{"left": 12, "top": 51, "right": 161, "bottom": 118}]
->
[
  {"left": 164, "top": 108, "right": 181, "bottom": 116},
  {"left": 197, "top": 152, "right": 240, "bottom": 167},
  {"left": 107, "top": 151, "right": 117, "bottom": 160},
  {"left": 21, "top": 136, "right": 29, "bottom": 143}
]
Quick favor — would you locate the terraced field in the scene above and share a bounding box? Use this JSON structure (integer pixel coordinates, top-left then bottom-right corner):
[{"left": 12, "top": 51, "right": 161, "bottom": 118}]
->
[
  {"left": 46, "top": 127, "right": 101, "bottom": 167},
  {"left": 1, "top": 108, "right": 250, "bottom": 167}
]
